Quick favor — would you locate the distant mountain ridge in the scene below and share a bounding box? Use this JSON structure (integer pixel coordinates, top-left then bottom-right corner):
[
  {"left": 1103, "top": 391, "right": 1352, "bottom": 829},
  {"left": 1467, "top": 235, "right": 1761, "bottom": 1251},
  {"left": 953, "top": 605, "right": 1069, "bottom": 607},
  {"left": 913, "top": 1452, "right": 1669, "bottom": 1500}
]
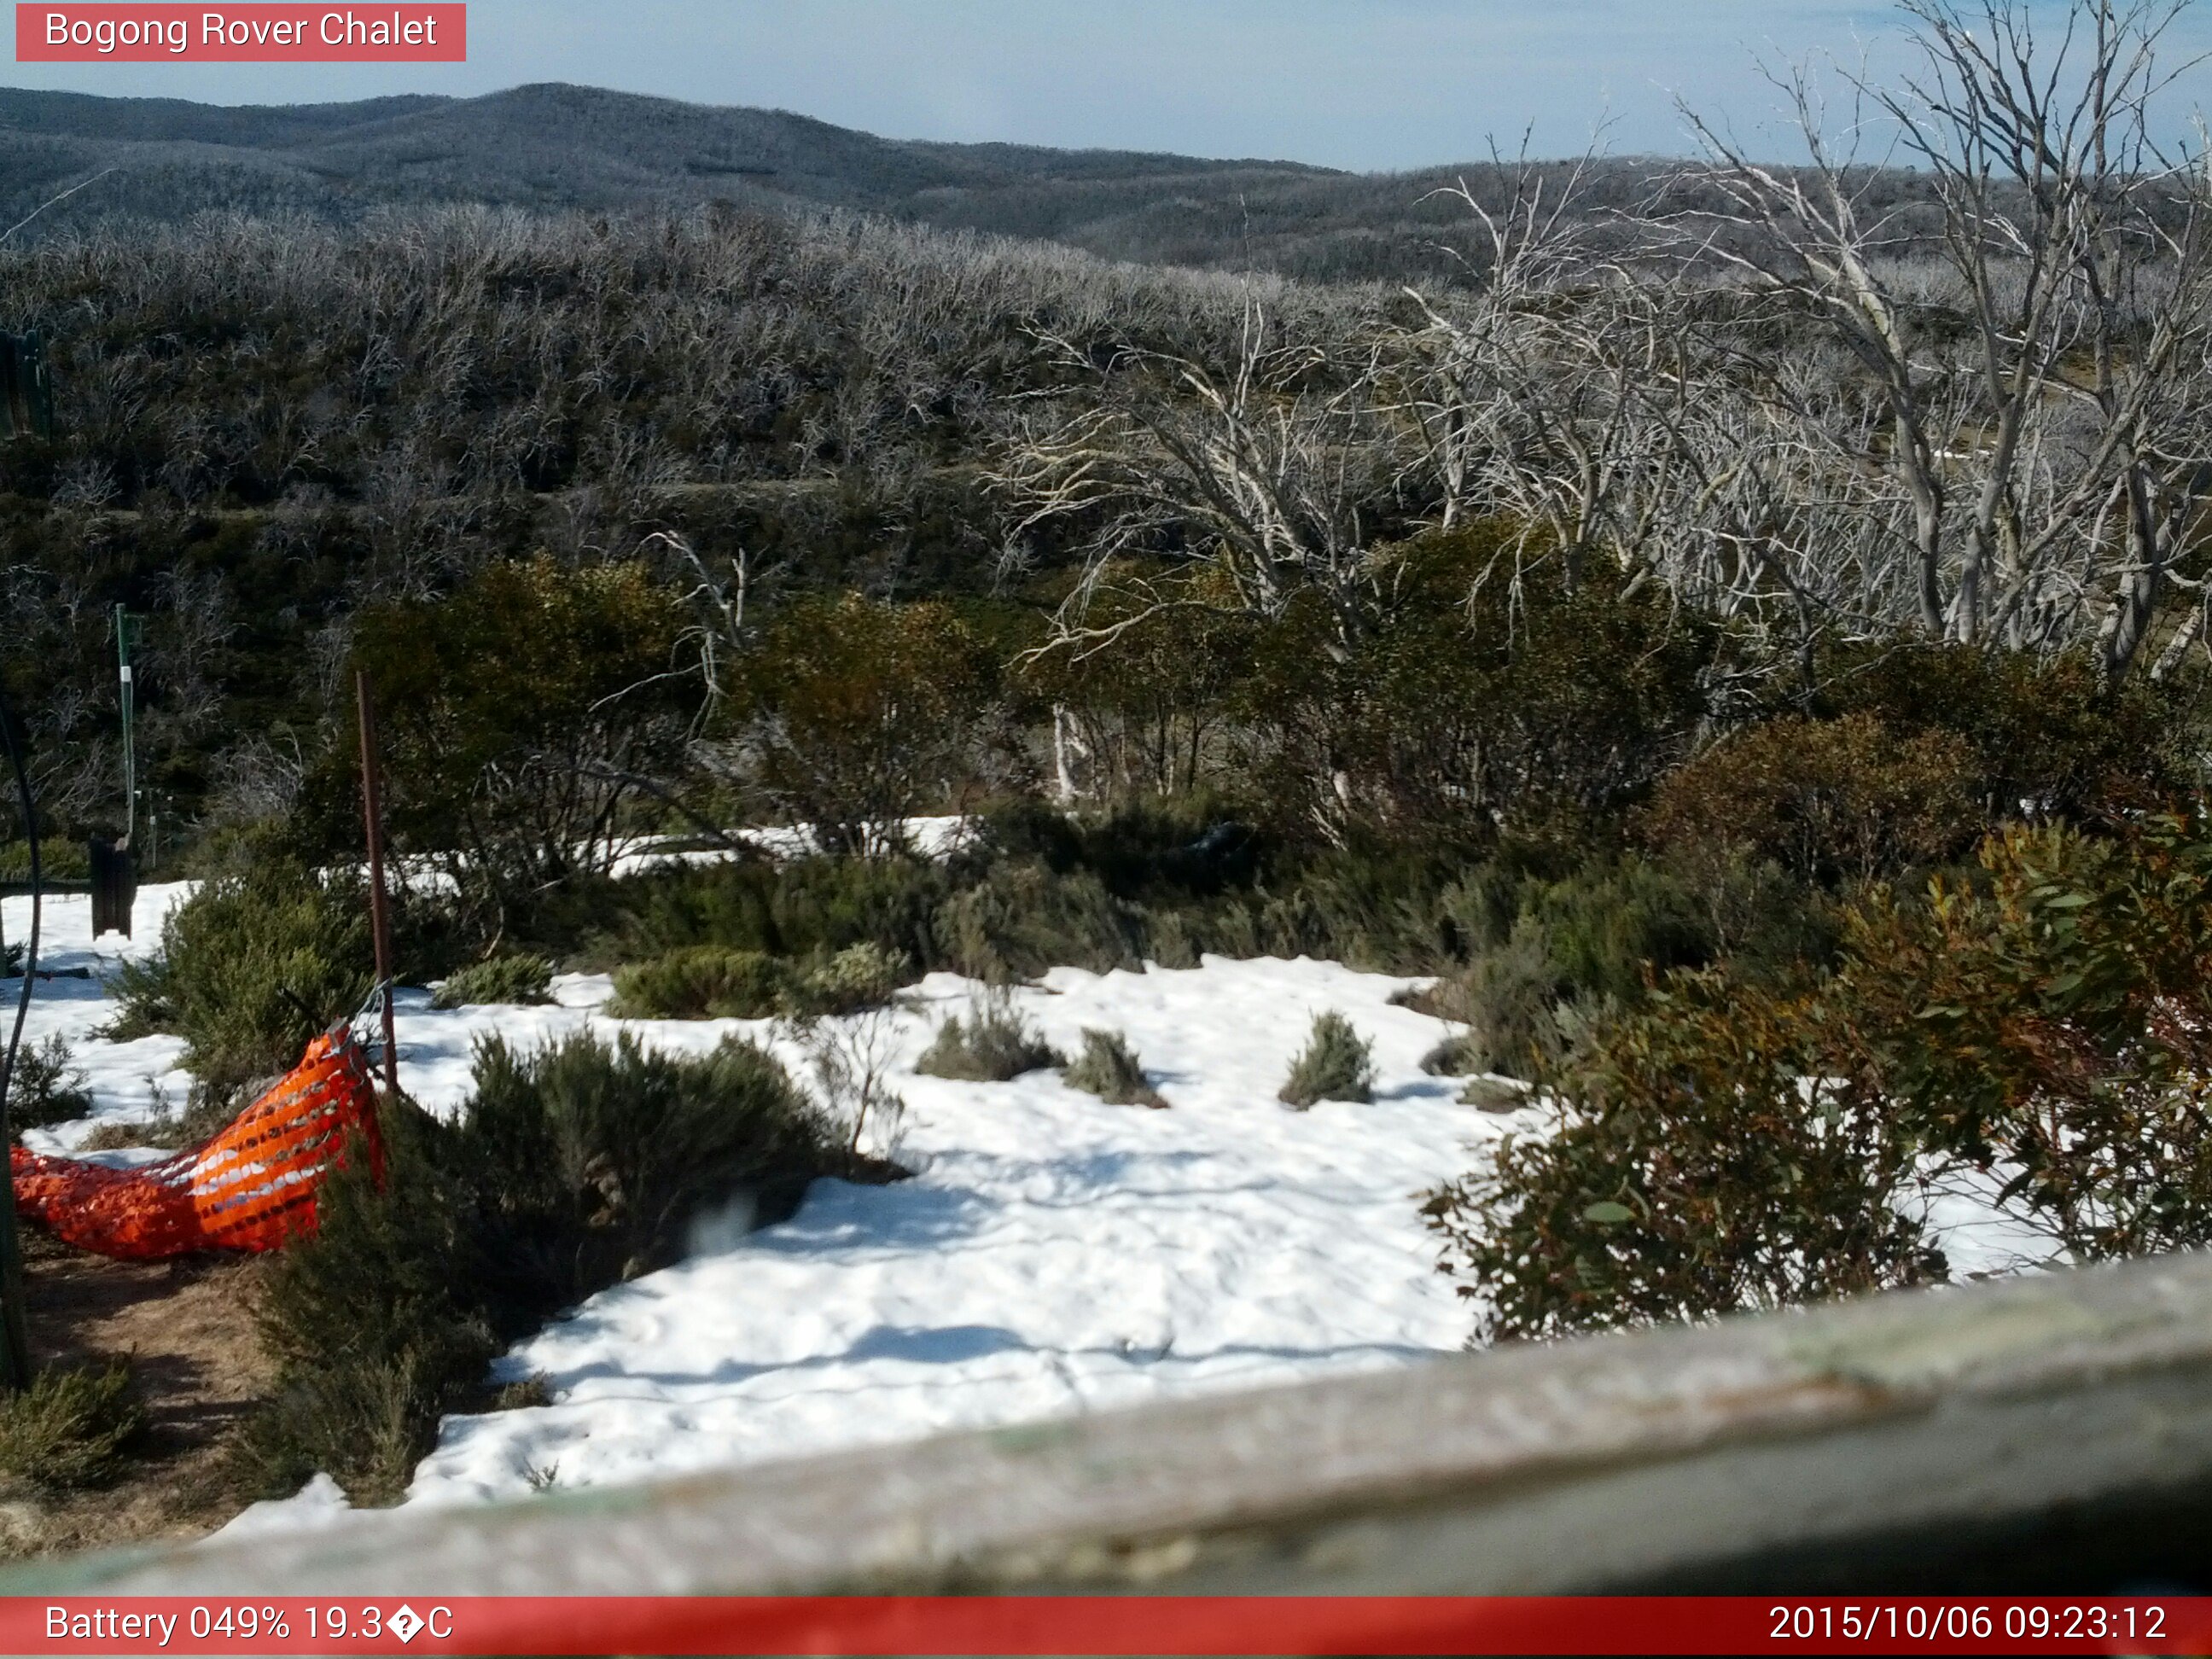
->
[{"left": 0, "top": 82, "right": 1516, "bottom": 283}]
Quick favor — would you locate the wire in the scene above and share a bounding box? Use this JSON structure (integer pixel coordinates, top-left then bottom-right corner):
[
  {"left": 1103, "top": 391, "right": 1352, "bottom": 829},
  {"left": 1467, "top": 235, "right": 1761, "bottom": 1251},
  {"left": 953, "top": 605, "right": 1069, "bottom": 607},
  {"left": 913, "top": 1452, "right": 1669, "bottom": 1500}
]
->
[
  {"left": 0, "top": 677, "right": 38, "bottom": 1388},
  {"left": 0, "top": 681, "right": 36, "bottom": 1138}
]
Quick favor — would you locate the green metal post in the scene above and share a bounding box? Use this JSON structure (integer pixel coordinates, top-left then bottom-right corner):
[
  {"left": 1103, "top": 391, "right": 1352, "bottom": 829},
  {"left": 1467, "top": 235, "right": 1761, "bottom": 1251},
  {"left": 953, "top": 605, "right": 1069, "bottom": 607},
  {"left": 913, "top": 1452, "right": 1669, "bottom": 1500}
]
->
[{"left": 114, "top": 605, "right": 137, "bottom": 846}]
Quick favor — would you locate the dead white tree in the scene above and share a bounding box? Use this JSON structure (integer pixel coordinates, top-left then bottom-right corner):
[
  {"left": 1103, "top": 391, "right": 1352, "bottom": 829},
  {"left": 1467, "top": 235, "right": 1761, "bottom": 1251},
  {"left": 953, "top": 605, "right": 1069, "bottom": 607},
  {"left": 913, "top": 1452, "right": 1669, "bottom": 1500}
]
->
[
  {"left": 990, "top": 305, "right": 1405, "bottom": 661},
  {"left": 1674, "top": 0, "right": 2212, "bottom": 678}
]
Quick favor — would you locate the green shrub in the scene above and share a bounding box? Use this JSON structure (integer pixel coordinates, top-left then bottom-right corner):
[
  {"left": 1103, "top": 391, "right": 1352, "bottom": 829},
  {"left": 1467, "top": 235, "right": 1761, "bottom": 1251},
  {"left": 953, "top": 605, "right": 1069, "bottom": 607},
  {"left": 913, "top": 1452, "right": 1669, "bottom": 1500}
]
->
[
  {"left": 607, "top": 946, "right": 787, "bottom": 1020},
  {"left": 1841, "top": 812, "right": 2212, "bottom": 1260},
  {"left": 784, "top": 941, "right": 911, "bottom": 1016},
  {"left": 1429, "top": 806, "right": 2212, "bottom": 1341},
  {"left": 1235, "top": 534, "right": 1718, "bottom": 843},
  {"left": 457, "top": 1030, "right": 842, "bottom": 1291},
  {"left": 1413, "top": 855, "right": 1783, "bottom": 1080},
  {"left": 736, "top": 594, "right": 998, "bottom": 856},
  {"left": 337, "top": 557, "right": 693, "bottom": 943},
  {"left": 916, "top": 992, "right": 1062, "bottom": 1081},
  {"left": 1811, "top": 642, "right": 2192, "bottom": 823},
  {"left": 1425, "top": 972, "right": 1945, "bottom": 1341},
  {"left": 5, "top": 1034, "right": 95, "bottom": 1130},
  {"left": 243, "top": 1123, "right": 493, "bottom": 1506},
  {"left": 608, "top": 941, "right": 910, "bottom": 1022},
  {"left": 1278, "top": 1011, "right": 1375, "bottom": 1107},
  {"left": 1437, "top": 926, "right": 1575, "bottom": 1080},
  {"left": 108, "top": 861, "right": 371, "bottom": 1108},
  {"left": 1642, "top": 713, "right": 1979, "bottom": 885},
  {"left": 247, "top": 1030, "right": 862, "bottom": 1506},
  {"left": 0, "top": 841, "right": 89, "bottom": 884},
  {"left": 432, "top": 953, "right": 555, "bottom": 1010},
  {"left": 933, "top": 864, "right": 1148, "bottom": 981},
  {"left": 607, "top": 855, "right": 948, "bottom": 969},
  {"left": 0, "top": 1362, "right": 145, "bottom": 1490},
  {"left": 1062, "top": 1028, "right": 1167, "bottom": 1108}
]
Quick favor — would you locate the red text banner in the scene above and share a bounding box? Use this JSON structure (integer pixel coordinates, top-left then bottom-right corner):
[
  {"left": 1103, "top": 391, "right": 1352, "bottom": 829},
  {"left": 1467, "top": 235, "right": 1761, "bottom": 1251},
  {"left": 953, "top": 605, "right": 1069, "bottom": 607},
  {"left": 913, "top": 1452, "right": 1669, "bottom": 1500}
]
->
[
  {"left": 17, "top": 4, "right": 464, "bottom": 61},
  {"left": 2, "top": 1595, "right": 2210, "bottom": 1656}
]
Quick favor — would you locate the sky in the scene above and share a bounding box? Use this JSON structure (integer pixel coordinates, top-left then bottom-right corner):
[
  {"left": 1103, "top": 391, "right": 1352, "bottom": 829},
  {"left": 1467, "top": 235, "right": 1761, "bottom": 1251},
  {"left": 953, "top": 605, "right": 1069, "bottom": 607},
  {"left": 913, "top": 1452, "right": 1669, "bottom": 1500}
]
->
[{"left": 8, "top": 1, "right": 2212, "bottom": 170}]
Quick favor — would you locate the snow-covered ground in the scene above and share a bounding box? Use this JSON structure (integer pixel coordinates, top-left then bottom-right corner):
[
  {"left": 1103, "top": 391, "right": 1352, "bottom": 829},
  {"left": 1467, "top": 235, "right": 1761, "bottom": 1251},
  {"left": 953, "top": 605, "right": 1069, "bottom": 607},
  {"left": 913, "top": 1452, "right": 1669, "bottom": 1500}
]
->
[
  {"left": 5, "top": 865, "right": 2045, "bottom": 1545},
  {"left": 399, "top": 958, "right": 1489, "bottom": 1510},
  {"left": 607, "top": 814, "right": 975, "bottom": 877},
  {"left": 5, "top": 876, "right": 1516, "bottom": 1533},
  {"left": 3, "top": 882, "right": 195, "bottom": 1157}
]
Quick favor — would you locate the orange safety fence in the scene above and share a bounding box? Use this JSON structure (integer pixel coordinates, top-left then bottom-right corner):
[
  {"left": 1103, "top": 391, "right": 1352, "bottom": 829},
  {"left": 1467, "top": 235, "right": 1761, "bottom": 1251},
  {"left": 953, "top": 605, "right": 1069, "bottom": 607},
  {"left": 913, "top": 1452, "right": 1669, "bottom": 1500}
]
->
[{"left": 9, "top": 1027, "right": 384, "bottom": 1259}]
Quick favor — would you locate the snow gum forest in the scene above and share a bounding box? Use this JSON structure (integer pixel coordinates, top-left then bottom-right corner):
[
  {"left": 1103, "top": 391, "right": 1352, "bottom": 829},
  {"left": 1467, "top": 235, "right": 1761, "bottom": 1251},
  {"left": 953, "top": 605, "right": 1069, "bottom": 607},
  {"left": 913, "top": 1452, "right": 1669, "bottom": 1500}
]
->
[{"left": 3, "top": 0, "right": 2212, "bottom": 1555}]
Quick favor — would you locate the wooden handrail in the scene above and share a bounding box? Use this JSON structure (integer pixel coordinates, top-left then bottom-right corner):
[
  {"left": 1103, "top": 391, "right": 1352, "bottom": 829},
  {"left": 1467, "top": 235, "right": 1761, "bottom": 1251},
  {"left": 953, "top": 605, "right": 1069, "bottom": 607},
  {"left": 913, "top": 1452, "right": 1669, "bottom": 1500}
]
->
[{"left": 12, "top": 1249, "right": 2212, "bottom": 1594}]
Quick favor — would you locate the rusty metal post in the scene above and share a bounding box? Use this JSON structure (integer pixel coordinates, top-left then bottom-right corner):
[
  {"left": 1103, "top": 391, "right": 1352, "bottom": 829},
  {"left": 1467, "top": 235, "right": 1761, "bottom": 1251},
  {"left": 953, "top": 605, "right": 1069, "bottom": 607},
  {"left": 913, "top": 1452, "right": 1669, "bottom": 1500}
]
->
[{"left": 354, "top": 669, "right": 399, "bottom": 1097}]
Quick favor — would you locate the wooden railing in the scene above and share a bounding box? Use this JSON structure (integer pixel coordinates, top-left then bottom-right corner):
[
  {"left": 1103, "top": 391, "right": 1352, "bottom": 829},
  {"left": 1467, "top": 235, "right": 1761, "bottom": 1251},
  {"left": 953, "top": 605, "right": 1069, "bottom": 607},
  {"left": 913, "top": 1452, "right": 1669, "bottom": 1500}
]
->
[{"left": 12, "top": 1249, "right": 2212, "bottom": 1594}]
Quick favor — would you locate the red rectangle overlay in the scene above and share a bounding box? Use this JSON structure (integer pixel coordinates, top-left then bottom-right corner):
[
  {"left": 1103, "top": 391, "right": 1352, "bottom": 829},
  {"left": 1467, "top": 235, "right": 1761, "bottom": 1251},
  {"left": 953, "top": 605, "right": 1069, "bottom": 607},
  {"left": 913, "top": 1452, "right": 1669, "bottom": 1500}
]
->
[
  {"left": 1, "top": 1596, "right": 2210, "bottom": 1656},
  {"left": 17, "top": 4, "right": 464, "bottom": 61}
]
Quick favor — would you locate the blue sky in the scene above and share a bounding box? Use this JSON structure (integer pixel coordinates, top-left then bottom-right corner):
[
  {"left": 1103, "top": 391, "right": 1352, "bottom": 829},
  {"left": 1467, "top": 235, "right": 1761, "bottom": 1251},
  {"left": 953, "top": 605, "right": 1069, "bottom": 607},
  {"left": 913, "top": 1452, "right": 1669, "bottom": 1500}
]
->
[{"left": 8, "top": 1, "right": 2211, "bottom": 169}]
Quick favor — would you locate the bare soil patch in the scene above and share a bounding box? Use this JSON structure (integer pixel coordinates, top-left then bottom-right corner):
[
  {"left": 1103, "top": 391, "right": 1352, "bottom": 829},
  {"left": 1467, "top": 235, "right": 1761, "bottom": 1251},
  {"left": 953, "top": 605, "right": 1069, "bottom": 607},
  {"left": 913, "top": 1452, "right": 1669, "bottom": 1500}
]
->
[{"left": 0, "top": 1228, "right": 268, "bottom": 1559}]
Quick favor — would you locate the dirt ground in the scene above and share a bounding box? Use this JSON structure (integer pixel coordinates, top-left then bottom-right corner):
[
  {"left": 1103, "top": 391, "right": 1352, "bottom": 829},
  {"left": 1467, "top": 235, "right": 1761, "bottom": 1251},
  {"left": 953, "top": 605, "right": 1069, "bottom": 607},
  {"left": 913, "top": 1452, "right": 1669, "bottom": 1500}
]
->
[{"left": 0, "top": 1229, "right": 271, "bottom": 1560}]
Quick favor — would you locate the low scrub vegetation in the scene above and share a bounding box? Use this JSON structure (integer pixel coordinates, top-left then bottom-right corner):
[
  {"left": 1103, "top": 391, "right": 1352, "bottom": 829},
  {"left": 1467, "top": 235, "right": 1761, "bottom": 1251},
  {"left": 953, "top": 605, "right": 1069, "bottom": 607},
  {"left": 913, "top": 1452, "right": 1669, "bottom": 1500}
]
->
[
  {"left": 916, "top": 992, "right": 1062, "bottom": 1082},
  {"left": 1062, "top": 1029, "right": 1167, "bottom": 1109},
  {"left": 607, "top": 942, "right": 907, "bottom": 1021},
  {"left": 0, "top": 1363, "right": 145, "bottom": 1491},
  {"left": 6, "top": 1036, "right": 94, "bottom": 1131},
  {"left": 246, "top": 1030, "right": 888, "bottom": 1505},
  {"left": 1278, "top": 1012, "right": 1375, "bottom": 1109},
  {"left": 432, "top": 954, "right": 555, "bottom": 1010},
  {"left": 108, "top": 857, "right": 370, "bottom": 1110},
  {"left": 1428, "top": 807, "right": 2212, "bottom": 1340}
]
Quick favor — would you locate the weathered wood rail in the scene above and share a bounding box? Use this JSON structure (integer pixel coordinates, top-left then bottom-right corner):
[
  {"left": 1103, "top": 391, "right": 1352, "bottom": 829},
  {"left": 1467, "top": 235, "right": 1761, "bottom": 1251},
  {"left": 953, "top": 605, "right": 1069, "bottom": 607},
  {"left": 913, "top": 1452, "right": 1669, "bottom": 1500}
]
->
[{"left": 13, "top": 1250, "right": 2212, "bottom": 1594}]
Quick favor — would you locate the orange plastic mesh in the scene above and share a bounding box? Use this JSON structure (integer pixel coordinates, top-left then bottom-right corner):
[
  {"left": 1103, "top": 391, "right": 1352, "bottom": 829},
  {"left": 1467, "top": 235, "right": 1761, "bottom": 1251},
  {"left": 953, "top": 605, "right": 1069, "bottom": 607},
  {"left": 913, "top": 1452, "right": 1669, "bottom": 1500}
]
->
[{"left": 10, "top": 1030, "right": 383, "bottom": 1259}]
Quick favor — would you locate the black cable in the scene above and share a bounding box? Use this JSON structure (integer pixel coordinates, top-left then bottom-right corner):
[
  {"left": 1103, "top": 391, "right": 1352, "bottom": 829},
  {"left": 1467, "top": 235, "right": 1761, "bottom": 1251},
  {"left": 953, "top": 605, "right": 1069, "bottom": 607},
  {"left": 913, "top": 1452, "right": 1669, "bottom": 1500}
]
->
[
  {"left": 0, "top": 683, "right": 36, "bottom": 1135},
  {"left": 0, "top": 678, "right": 37, "bottom": 1389}
]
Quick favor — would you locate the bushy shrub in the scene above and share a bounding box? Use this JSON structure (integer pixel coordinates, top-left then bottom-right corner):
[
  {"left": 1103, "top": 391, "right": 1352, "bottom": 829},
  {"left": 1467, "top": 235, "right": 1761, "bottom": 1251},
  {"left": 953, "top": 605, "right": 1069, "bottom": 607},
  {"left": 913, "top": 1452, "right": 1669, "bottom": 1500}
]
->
[
  {"left": 917, "top": 992, "right": 1062, "bottom": 1081},
  {"left": 1842, "top": 812, "right": 2212, "bottom": 1260},
  {"left": 1642, "top": 713, "right": 1979, "bottom": 885},
  {"left": 1425, "top": 972, "right": 1945, "bottom": 1341},
  {"left": 1430, "top": 805, "right": 2212, "bottom": 1339},
  {"left": 1062, "top": 1028, "right": 1167, "bottom": 1108},
  {"left": 1237, "top": 534, "right": 1718, "bottom": 843},
  {"left": 5, "top": 1034, "right": 95, "bottom": 1130},
  {"left": 737, "top": 594, "right": 998, "bottom": 855},
  {"left": 248, "top": 1030, "right": 862, "bottom": 1505},
  {"left": 0, "top": 1362, "right": 145, "bottom": 1490},
  {"left": 1436, "top": 926, "right": 1576, "bottom": 1080},
  {"left": 1812, "top": 642, "right": 2192, "bottom": 822},
  {"left": 1420, "top": 1033, "right": 1483, "bottom": 1076},
  {"left": 337, "top": 556, "right": 693, "bottom": 944},
  {"left": 1278, "top": 1011, "right": 1375, "bottom": 1107},
  {"left": 933, "top": 864, "right": 1147, "bottom": 981},
  {"left": 607, "top": 942, "right": 909, "bottom": 1020},
  {"left": 1417, "top": 857, "right": 1736, "bottom": 1080},
  {"left": 604, "top": 855, "right": 948, "bottom": 974},
  {"left": 608, "top": 946, "right": 786, "bottom": 1020},
  {"left": 432, "top": 953, "right": 555, "bottom": 1010},
  {"left": 244, "top": 1121, "right": 493, "bottom": 1506},
  {"left": 108, "top": 861, "right": 372, "bottom": 1108},
  {"left": 787, "top": 941, "right": 910, "bottom": 1016},
  {"left": 458, "top": 1030, "right": 843, "bottom": 1290}
]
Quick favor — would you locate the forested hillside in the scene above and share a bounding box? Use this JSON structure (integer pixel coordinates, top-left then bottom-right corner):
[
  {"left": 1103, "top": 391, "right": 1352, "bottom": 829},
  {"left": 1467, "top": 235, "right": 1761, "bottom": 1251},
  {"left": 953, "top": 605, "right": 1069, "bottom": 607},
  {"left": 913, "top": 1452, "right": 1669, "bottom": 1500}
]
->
[
  {"left": 0, "top": 203, "right": 1413, "bottom": 828},
  {"left": 0, "top": 82, "right": 1496, "bottom": 284}
]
